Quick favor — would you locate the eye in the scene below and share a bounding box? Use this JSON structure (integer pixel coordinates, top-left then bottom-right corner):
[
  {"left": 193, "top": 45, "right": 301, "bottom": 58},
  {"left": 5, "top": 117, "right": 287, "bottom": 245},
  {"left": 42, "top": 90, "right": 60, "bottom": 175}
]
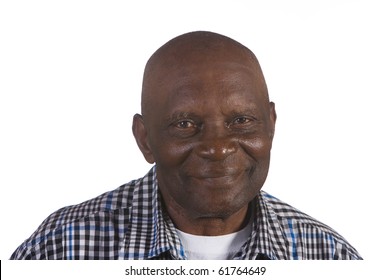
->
[
  {"left": 175, "top": 120, "right": 196, "bottom": 129},
  {"left": 169, "top": 119, "right": 199, "bottom": 138},
  {"left": 232, "top": 116, "right": 251, "bottom": 125}
]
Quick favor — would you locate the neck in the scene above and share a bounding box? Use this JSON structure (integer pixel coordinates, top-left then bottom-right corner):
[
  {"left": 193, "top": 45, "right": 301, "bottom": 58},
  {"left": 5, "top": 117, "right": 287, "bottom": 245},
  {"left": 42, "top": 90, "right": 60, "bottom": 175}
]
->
[{"left": 164, "top": 201, "right": 251, "bottom": 236}]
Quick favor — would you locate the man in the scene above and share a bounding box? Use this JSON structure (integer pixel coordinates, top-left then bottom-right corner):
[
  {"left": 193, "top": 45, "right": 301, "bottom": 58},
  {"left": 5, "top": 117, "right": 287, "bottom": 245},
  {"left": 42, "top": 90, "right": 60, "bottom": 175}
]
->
[{"left": 11, "top": 31, "right": 362, "bottom": 260}]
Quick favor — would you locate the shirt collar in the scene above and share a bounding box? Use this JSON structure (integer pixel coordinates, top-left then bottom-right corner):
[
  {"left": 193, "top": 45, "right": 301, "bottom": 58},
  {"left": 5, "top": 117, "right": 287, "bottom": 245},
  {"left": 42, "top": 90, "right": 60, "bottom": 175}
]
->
[
  {"left": 238, "top": 192, "right": 280, "bottom": 260},
  {"left": 121, "top": 166, "right": 186, "bottom": 259}
]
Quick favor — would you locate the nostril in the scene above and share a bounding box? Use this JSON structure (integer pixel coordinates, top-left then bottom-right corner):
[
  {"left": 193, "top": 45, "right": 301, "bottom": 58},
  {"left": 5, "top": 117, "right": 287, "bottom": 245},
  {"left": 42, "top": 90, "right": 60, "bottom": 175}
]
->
[{"left": 196, "top": 141, "right": 238, "bottom": 160}]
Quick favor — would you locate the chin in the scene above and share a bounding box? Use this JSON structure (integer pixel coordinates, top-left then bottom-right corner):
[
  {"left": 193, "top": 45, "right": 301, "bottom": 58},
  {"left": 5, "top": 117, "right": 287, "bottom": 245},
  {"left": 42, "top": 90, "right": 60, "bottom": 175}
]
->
[{"left": 191, "top": 197, "right": 250, "bottom": 219}]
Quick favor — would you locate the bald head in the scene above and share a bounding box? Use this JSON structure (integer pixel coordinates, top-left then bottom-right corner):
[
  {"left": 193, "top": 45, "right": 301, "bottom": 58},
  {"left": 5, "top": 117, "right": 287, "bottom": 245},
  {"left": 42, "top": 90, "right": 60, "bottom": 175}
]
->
[{"left": 141, "top": 31, "right": 268, "bottom": 118}]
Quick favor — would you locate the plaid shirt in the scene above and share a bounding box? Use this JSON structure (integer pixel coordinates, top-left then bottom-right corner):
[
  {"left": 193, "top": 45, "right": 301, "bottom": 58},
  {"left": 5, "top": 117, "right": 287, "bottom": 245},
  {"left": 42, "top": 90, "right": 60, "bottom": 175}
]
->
[{"left": 10, "top": 166, "right": 362, "bottom": 260}]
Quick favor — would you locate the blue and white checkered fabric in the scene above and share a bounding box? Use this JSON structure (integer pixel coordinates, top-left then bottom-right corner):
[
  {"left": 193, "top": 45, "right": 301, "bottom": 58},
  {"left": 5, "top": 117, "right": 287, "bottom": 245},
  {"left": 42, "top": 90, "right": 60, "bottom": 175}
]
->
[{"left": 10, "top": 166, "right": 362, "bottom": 260}]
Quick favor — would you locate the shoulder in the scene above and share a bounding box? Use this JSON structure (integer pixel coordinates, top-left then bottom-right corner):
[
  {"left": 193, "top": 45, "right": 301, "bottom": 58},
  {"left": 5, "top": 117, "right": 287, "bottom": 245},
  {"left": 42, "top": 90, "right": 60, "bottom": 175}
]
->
[
  {"left": 37, "top": 174, "right": 146, "bottom": 230},
  {"left": 10, "top": 168, "right": 155, "bottom": 259},
  {"left": 261, "top": 191, "right": 332, "bottom": 229},
  {"left": 259, "top": 191, "right": 362, "bottom": 260}
]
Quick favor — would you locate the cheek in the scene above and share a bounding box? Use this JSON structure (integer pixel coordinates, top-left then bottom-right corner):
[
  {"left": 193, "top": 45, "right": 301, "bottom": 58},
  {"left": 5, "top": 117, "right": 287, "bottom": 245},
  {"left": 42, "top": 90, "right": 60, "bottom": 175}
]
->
[
  {"left": 239, "top": 135, "right": 273, "bottom": 186},
  {"left": 243, "top": 137, "right": 273, "bottom": 187},
  {"left": 151, "top": 138, "right": 194, "bottom": 168},
  {"left": 240, "top": 134, "right": 273, "bottom": 161}
]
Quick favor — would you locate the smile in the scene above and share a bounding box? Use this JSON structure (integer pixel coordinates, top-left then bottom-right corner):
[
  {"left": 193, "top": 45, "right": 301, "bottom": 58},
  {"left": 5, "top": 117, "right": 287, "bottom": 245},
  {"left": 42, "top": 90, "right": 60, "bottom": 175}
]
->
[{"left": 187, "top": 170, "right": 245, "bottom": 185}]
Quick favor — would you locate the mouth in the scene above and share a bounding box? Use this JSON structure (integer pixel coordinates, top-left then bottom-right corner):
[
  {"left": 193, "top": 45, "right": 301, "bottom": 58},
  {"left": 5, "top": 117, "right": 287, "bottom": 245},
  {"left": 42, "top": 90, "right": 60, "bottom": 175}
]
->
[
  {"left": 188, "top": 167, "right": 243, "bottom": 178},
  {"left": 187, "top": 169, "right": 246, "bottom": 186}
]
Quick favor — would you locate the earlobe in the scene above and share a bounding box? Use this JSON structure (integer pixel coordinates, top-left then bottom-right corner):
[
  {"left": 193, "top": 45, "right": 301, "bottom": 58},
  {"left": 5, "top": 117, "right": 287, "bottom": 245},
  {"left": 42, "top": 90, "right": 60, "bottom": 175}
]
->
[{"left": 132, "top": 114, "right": 155, "bottom": 164}]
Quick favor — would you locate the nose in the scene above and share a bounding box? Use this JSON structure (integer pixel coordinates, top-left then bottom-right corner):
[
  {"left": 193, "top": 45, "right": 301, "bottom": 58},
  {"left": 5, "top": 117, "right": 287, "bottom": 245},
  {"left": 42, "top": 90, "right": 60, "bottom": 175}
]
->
[{"left": 195, "top": 130, "right": 238, "bottom": 161}]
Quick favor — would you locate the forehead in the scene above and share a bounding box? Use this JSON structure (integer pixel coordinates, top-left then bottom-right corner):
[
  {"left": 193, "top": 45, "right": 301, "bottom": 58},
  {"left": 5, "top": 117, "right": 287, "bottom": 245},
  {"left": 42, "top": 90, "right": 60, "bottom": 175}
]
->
[
  {"left": 155, "top": 61, "right": 268, "bottom": 119},
  {"left": 167, "top": 61, "right": 261, "bottom": 98}
]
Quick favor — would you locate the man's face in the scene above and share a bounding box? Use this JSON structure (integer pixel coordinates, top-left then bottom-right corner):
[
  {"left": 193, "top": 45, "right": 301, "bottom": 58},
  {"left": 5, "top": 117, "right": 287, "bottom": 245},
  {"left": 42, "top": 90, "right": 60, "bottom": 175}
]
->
[{"left": 137, "top": 51, "right": 276, "bottom": 220}]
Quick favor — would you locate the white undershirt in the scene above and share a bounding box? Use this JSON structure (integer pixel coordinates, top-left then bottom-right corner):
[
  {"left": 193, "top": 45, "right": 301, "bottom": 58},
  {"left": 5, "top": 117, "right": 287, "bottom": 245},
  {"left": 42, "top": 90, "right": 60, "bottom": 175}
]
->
[{"left": 176, "top": 219, "right": 253, "bottom": 260}]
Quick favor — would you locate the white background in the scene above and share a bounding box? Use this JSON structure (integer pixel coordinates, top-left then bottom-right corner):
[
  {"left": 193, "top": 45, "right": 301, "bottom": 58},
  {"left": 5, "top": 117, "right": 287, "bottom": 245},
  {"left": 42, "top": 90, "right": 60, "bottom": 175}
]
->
[{"left": 1, "top": 0, "right": 388, "bottom": 261}]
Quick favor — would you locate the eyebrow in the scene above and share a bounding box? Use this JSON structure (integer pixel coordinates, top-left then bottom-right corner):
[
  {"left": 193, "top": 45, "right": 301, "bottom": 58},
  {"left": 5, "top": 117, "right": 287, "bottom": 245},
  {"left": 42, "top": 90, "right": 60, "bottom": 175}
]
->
[
  {"left": 229, "top": 106, "right": 260, "bottom": 116},
  {"left": 164, "top": 106, "right": 263, "bottom": 123},
  {"left": 164, "top": 111, "right": 198, "bottom": 123}
]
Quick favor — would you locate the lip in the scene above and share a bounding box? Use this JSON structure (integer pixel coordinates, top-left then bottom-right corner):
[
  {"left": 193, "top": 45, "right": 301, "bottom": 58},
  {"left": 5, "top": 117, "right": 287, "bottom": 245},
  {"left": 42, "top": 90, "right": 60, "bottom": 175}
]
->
[
  {"left": 190, "top": 174, "right": 238, "bottom": 179},
  {"left": 187, "top": 169, "right": 245, "bottom": 184}
]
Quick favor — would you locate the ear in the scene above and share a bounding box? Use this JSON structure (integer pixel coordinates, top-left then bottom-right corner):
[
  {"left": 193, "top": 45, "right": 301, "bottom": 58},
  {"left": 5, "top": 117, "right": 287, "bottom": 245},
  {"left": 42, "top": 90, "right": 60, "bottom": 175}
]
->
[
  {"left": 269, "top": 102, "right": 277, "bottom": 140},
  {"left": 132, "top": 114, "right": 155, "bottom": 164}
]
